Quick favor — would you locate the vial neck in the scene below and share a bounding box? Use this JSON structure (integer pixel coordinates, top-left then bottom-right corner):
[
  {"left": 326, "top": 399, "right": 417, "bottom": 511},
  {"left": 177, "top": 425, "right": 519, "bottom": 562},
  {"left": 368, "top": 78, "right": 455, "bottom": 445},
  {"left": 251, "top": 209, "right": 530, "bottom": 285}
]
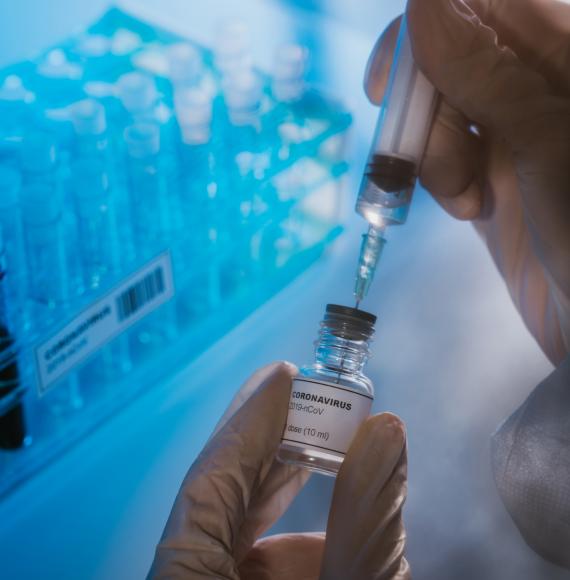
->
[{"left": 314, "top": 333, "right": 369, "bottom": 376}]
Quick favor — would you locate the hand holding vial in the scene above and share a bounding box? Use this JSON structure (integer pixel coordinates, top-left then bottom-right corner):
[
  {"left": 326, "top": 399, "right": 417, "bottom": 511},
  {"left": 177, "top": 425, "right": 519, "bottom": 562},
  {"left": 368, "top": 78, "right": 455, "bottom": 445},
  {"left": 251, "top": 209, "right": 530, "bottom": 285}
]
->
[{"left": 148, "top": 363, "right": 409, "bottom": 579}]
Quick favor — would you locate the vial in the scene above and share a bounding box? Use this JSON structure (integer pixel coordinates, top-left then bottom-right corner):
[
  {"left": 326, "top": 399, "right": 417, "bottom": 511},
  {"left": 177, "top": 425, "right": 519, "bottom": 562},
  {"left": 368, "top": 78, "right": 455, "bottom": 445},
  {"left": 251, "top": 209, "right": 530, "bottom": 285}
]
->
[{"left": 278, "top": 304, "right": 376, "bottom": 476}]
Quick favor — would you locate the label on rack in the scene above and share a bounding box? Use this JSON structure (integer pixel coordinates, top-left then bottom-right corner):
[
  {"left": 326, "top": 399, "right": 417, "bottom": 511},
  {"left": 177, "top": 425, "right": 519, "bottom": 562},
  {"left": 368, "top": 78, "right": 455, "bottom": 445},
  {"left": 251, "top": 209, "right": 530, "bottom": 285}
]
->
[
  {"left": 281, "top": 377, "right": 373, "bottom": 456},
  {"left": 35, "top": 251, "right": 175, "bottom": 395}
]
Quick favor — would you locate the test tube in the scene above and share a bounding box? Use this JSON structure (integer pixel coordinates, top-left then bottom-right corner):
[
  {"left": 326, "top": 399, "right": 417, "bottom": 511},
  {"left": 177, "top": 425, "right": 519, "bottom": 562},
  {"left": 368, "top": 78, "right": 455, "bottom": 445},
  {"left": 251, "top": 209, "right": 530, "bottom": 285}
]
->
[
  {"left": 117, "top": 72, "right": 159, "bottom": 124},
  {"left": 175, "top": 88, "right": 218, "bottom": 223},
  {"left": 223, "top": 69, "right": 267, "bottom": 186},
  {"left": 175, "top": 88, "right": 222, "bottom": 313},
  {"left": 221, "top": 71, "right": 266, "bottom": 293},
  {"left": 124, "top": 123, "right": 179, "bottom": 341},
  {"left": 125, "top": 123, "right": 170, "bottom": 253},
  {"left": 70, "top": 99, "right": 110, "bottom": 161},
  {"left": 117, "top": 72, "right": 175, "bottom": 153},
  {"left": 71, "top": 159, "right": 132, "bottom": 377},
  {"left": 20, "top": 134, "right": 83, "bottom": 413},
  {"left": 175, "top": 88, "right": 213, "bottom": 148},
  {"left": 268, "top": 45, "right": 310, "bottom": 167},
  {"left": 71, "top": 159, "right": 119, "bottom": 289},
  {"left": 20, "top": 136, "right": 69, "bottom": 309},
  {"left": 0, "top": 168, "right": 29, "bottom": 331},
  {"left": 223, "top": 70, "right": 263, "bottom": 134}
]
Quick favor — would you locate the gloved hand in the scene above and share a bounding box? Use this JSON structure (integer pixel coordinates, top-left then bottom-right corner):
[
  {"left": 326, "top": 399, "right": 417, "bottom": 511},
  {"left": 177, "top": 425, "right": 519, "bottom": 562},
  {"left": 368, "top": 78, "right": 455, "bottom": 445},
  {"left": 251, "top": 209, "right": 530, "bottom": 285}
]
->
[
  {"left": 148, "top": 362, "right": 410, "bottom": 579},
  {"left": 365, "top": 0, "right": 570, "bottom": 365},
  {"left": 365, "top": 0, "right": 570, "bottom": 568}
]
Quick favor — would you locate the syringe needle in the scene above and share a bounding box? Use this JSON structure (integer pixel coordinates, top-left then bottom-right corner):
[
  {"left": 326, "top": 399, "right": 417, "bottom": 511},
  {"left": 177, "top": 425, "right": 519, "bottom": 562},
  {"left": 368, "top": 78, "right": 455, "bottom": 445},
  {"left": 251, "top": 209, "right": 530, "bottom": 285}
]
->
[{"left": 353, "top": 225, "right": 386, "bottom": 306}]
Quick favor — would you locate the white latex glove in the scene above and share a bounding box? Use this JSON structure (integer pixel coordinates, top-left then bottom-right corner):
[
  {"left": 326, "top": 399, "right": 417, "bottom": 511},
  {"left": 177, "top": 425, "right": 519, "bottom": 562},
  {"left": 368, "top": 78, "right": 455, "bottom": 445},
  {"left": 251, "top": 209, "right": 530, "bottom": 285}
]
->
[
  {"left": 365, "top": 0, "right": 570, "bottom": 568},
  {"left": 148, "top": 362, "right": 410, "bottom": 579}
]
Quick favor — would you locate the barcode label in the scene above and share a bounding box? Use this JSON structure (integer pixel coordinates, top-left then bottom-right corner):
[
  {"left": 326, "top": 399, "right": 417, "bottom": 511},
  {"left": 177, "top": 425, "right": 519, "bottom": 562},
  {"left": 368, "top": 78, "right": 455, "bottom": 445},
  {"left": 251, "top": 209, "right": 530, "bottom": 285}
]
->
[
  {"left": 116, "top": 267, "right": 165, "bottom": 322},
  {"left": 35, "top": 251, "right": 175, "bottom": 395}
]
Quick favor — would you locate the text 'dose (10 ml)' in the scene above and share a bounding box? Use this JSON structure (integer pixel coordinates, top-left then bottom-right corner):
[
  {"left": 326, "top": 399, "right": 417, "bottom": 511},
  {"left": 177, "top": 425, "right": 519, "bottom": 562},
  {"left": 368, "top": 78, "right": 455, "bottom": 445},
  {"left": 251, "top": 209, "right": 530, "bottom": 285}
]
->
[{"left": 278, "top": 304, "right": 376, "bottom": 476}]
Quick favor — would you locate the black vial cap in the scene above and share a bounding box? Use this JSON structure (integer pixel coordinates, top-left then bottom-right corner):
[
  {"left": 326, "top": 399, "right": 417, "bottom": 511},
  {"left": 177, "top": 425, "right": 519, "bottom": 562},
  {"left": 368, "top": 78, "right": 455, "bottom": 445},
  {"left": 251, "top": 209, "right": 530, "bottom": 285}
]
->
[{"left": 324, "top": 304, "right": 376, "bottom": 340}]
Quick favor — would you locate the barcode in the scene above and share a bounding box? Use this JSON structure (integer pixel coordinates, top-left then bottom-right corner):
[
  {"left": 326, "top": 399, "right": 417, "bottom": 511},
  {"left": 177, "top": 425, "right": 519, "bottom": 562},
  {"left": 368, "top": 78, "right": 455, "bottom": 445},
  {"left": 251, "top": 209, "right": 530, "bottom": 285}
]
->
[{"left": 116, "top": 267, "right": 165, "bottom": 322}]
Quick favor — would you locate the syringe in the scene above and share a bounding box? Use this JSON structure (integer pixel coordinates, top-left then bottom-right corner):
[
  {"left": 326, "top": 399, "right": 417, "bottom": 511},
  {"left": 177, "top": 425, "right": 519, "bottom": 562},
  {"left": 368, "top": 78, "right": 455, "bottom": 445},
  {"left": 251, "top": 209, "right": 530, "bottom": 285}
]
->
[{"left": 354, "top": 14, "right": 439, "bottom": 306}]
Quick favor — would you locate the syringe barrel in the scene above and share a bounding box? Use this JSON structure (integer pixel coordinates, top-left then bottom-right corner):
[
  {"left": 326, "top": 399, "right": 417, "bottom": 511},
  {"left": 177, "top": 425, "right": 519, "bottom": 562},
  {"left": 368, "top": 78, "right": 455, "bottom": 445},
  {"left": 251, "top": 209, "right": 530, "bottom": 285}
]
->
[{"left": 356, "top": 16, "right": 438, "bottom": 227}]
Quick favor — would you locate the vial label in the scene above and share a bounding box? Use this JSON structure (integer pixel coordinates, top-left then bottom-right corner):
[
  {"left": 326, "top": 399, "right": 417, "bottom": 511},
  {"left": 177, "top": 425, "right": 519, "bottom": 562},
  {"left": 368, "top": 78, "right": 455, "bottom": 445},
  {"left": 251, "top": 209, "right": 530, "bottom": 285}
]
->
[
  {"left": 281, "top": 377, "right": 373, "bottom": 456},
  {"left": 35, "top": 251, "right": 174, "bottom": 395}
]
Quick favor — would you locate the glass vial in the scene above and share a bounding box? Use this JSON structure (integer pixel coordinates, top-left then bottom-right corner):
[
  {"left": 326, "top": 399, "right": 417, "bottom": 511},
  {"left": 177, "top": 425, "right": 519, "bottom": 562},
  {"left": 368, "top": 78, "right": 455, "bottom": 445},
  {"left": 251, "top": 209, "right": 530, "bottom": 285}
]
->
[{"left": 278, "top": 304, "right": 376, "bottom": 476}]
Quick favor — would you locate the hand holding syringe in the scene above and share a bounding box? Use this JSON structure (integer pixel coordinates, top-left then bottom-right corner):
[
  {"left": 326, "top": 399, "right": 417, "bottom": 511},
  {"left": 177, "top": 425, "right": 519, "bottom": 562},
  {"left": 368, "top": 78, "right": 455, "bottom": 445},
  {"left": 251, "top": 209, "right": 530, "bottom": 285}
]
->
[{"left": 354, "top": 15, "right": 439, "bottom": 306}]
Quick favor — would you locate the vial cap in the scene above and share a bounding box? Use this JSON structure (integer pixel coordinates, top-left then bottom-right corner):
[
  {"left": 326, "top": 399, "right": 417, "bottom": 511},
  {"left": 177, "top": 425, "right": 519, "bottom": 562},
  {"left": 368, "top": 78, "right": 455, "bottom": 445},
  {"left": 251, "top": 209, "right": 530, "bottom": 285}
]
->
[
  {"left": 38, "top": 49, "right": 82, "bottom": 80},
  {"left": 168, "top": 43, "right": 203, "bottom": 84},
  {"left": 324, "top": 304, "right": 376, "bottom": 341},
  {"left": 0, "top": 75, "right": 34, "bottom": 104},
  {"left": 71, "top": 99, "right": 107, "bottom": 136},
  {"left": 111, "top": 29, "right": 142, "bottom": 56},
  {"left": 74, "top": 34, "right": 110, "bottom": 58}
]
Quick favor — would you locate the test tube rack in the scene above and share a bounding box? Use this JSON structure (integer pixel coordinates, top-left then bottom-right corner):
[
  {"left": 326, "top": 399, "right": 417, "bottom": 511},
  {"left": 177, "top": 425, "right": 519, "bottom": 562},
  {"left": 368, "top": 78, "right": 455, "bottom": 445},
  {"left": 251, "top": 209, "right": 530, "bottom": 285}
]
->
[{"left": 0, "top": 7, "right": 351, "bottom": 498}]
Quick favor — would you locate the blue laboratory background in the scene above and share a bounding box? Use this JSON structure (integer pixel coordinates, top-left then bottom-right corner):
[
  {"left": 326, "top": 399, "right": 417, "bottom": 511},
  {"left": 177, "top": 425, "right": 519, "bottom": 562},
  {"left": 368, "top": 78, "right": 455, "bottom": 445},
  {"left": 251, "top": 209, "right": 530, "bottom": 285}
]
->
[{"left": 0, "top": 1, "right": 563, "bottom": 579}]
